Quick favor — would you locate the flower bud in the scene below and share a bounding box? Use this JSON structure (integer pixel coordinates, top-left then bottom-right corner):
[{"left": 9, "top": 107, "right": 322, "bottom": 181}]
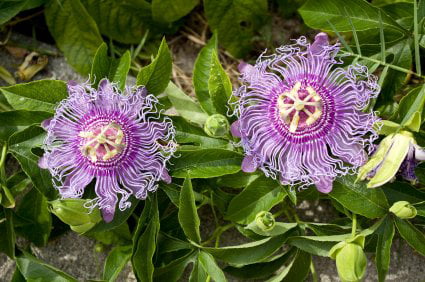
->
[
  {"left": 50, "top": 199, "right": 102, "bottom": 233},
  {"left": 255, "top": 211, "right": 275, "bottom": 231},
  {"left": 329, "top": 235, "right": 367, "bottom": 282},
  {"left": 204, "top": 114, "right": 230, "bottom": 137},
  {"left": 389, "top": 201, "right": 417, "bottom": 219}
]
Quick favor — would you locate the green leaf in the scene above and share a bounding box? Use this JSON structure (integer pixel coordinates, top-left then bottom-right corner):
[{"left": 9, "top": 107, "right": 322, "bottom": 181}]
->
[
  {"left": 209, "top": 51, "right": 233, "bottom": 116},
  {"left": 200, "top": 231, "right": 293, "bottom": 265},
  {"left": 217, "top": 171, "right": 260, "bottom": 189},
  {"left": 299, "top": 0, "right": 406, "bottom": 34},
  {"left": 178, "top": 176, "right": 201, "bottom": 243},
  {"left": 103, "top": 245, "right": 132, "bottom": 282},
  {"left": 81, "top": 0, "right": 151, "bottom": 44},
  {"left": 45, "top": 0, "right": 103, "bottom": 74},
  {"left": 189, "top": 256, "right": 208, "bottom": 282},
  {"left": 224, "top": 248, "right": 296, "bottom": 279},
  {"left": 398, "top": 84, "right": 425, "bottom": 127},
  {"left": 132, "top": 195, "right": 160, "bottom": 282},
  {"left": 152, "top": 0, "right": 198, "bottom": 23},
  {"left": 0, "top": 110, "right": 51, "bottom": 141},
  {"left": 14, "top": 188, "right": 52, "bottom": 246},
  {"left": 0, "top": 208, "right": 15, "bottom": 258},
  {"left": 375, "top": 216, "right": 395, "bottom": 282},
  {"left": 394, "top": 217, "right": 425, "bottom": 256},
  {"left": 172, "top": 116, "right": 230, "bottom": 150},
  {"left": 16, "top": 251, "right": 77, "bottom": 282},
  {"left": 288, "top": 235, "right": 348, "bottom": 257},
  {"left": 376, "top": 40, "right": 412, "bottom": 108},
  {"left": 193, "top": 34, "right": 218, "bottom": 115},
  {"left": 225, "top": 176, "right": 286, "bottom": 224},
  {"left": 90, "top": 43, "right": 131, "bottom": 90},
  {"left": 266, "top": 250, "right": 311, "bottom": 282},
  {"left": 198, "top": 251, "right": 227, "bottom": 282},
  {"left": 136, "top": 38, "right": 172, "bottom": 95},
  {"left": 204, "top": 0, "right": 269, "bottom": 57},
  {"left": 154, "top": 250, "right": 197, "bottom": 281},
  {"left": 330, "top": 175, "right": 389, "bottom": 218},
  {"left": 383, "top": 181, "right": 425, "bottom": 204},
  {"left": 1, "top": 80, "right": 67, "bottom": 113},
  {"left": 171, "top": 149, "right": 242, "bottom": 178},
  {"left": 0, "top": 0, "right": 29, "bottom": 25},
  {"left": 9, "top": 126, "right": 57, "bottom": 199},
  {"left": 165, "top": 82, "right": 209, "bottom": 126}
]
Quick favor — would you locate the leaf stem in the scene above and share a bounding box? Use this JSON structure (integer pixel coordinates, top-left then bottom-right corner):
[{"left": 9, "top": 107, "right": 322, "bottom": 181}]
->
[
  {"left": 351, "top": 213, "right": 357, "bottom": 237},
  {"left": 339, "top": 51, "right": 424, "bottom": 78},
  {"left": 310, "top": 261, "right": 319, "bottom": 282},
  {"left": 0, "top": 143, "right": 7, "bottom": 182}
]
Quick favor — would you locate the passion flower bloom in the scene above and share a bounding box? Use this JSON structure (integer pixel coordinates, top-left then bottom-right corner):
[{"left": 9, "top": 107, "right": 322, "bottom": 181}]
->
[
  {"left": 231, "top": 33, "right": 379, "bottom": 193},
  {"left": 39, "top": 80, "right": 176, "bottom": 222},
  {"left": 358, "top": 131, "right": 425, "bottom": 188}
]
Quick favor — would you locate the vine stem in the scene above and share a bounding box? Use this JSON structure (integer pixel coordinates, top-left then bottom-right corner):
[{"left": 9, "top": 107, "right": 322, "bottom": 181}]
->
[
  {"left": 351, "top": 213, "right": 357, "bottom": 237},
  {"left": 0, "top": 142, "right": 7, "bottom": 182},
  {"left": 310, "top": 261, "right": 318, "bottom": 282}
]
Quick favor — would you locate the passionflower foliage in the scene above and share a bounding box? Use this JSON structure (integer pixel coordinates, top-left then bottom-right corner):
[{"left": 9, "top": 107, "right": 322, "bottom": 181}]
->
[
  {"left": 231, "top": 33, "right": 379, "bottom": 193},
  {"left": 39, "top": 80, "right": 176, "bottom": 222}
]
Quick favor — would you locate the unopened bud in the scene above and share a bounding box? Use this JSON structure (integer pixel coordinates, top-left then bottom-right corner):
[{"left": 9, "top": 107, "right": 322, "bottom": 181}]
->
[
  {"left": 329, "top": 235, "right": 367, "bottom": 282},
  {"left": 255, "top": 211, "right": 275, "bottom": 231},
  {"left": 204, "top": 114, "right": 229, "bottom": 137},
  {"left": 389, "top": 201, "right": 417, "bottom": 219}
]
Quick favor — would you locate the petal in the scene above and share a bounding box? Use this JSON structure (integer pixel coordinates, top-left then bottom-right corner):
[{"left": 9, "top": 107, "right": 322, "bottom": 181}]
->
[
  {"left": 310, "top": 32, "right": 329, "bottom": 55},
  {"left": 368, "top": 134, "right": 411, "bottom": 188},
  {"left": 41, "top": 118, "right": 52, "bottom": 130},
  {"left": 238, "top": 62, "right": 254, "bottom": 76},
  {"left": 414, "top": 144, "right": 425, "bottom": 161},
  {"left": 241, "top": 155, "right": 258, "bottom": 173},
  {"left": 38, "top": 155, "right": 48, "bottom": 169},
  {"left": 314, "top": 176, "right": 333, "bottom": 193},
  {"left": 230, "top": 120, "right": 242, "bottom": 138},
  {"left": 357, "top": 134, "right": 394, "bottom": 181},
  {"left": 161, "top": 169, "right": 172, "bottom": 184},
  {"left": 101, "top": 207, "right": 115, "bottom": 223}
]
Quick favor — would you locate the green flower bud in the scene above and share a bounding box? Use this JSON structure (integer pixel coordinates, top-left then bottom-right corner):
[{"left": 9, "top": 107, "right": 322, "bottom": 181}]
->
[
  {"left": 255, "top": 211, "right": 275, "bottom": 231},
  {"left": 95, "top": 243, "right": 104, "bottom": 253},
  {"left": 204, "top": 114, "right": 230, "bottom": 137},
  {"left": 389, "top": 201, "right": 417, "bottom": 219},
  {"left": 329, "top": 235, "right": 367, "bottom": 282},
  {"left": 50, "top": 199, "right": 102, "bottom": 234}
]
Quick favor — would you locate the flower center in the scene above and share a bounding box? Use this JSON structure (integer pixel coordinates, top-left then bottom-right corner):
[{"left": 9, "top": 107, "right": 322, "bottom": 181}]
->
[
  {"left": 277, "top": 82, "right": 323, "bottom": 133},
  {"left": 79, "top": 122, "right": 126, "bottom": 163}
]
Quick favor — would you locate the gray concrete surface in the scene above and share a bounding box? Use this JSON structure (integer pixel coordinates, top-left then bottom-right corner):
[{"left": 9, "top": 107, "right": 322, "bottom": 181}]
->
[{"left": 1, "top": 33, "right": 425, "bottom": 282}]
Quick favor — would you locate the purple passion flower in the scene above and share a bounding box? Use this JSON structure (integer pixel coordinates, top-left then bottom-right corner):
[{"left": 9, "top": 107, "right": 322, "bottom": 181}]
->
[
  {"left": 39, "top": 79, "right": 176, "bottom": 222},
  {"left": 231, "top": 33, "right": 379, "bottom": 193}
]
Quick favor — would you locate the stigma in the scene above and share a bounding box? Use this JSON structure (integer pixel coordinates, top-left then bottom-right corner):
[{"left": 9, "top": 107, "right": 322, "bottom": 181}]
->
[
  {"left": 79, "top": 122, "right": 125, "bottom": 163},
  {"left": 277, "top": 82, "right": 323, "bottom": 132}
]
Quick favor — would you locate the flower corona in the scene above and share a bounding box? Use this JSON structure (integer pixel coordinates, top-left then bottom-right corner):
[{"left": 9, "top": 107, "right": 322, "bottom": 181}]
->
[
  {"left": 39, "top": 80, "right": 176, "bottom": 222},
  {"left": 231, "top": 33, "right": 379, "bottom": 193}
]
